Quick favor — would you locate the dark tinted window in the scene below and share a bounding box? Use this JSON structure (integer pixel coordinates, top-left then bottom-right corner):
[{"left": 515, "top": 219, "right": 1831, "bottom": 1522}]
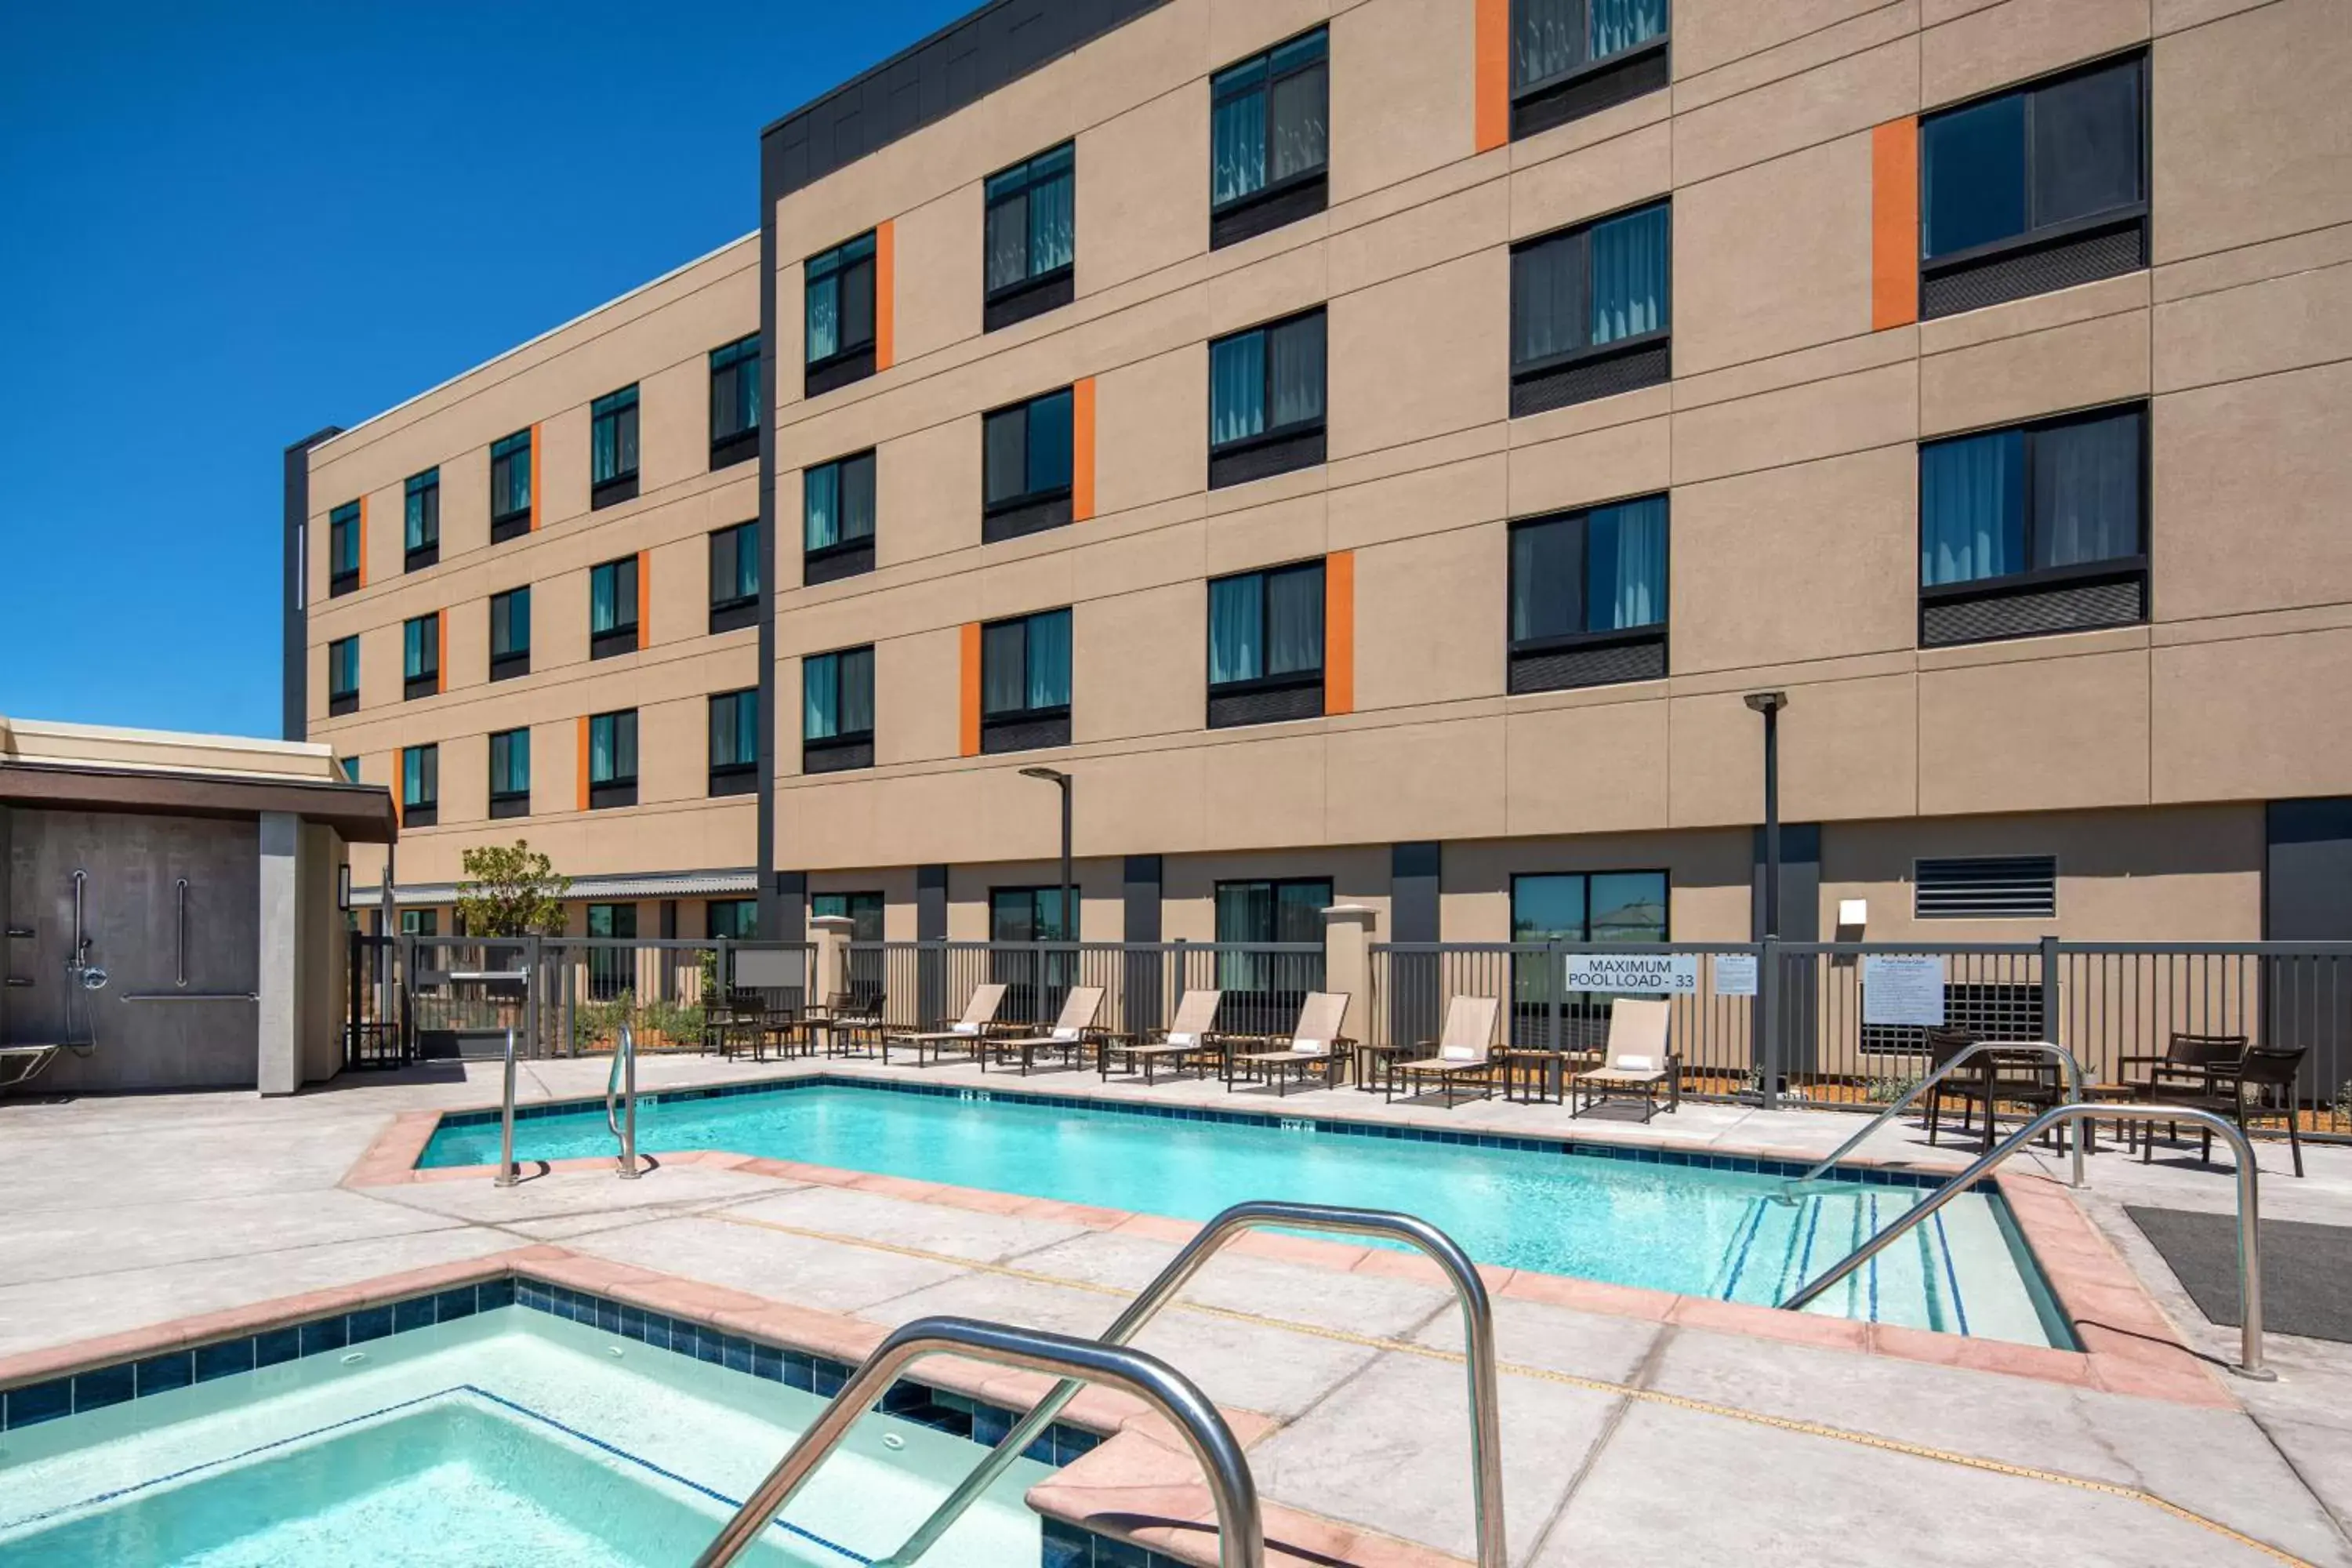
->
[
  {"left": 1211, "top": 29, "right": 1327, "bottom": 211},
  {"left": 1922, "top": 55, "right": 2143, "bottom": 261}
]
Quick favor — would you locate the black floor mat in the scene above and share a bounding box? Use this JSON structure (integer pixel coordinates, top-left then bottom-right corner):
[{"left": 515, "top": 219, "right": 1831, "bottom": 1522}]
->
[{"left": 2125, "top": 1206, "right": 2352, "bottom": 1344}]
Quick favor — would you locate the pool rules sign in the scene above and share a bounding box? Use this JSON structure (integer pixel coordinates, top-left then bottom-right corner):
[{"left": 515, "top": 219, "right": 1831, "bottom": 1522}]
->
[{"left": 1560, "top": 953, "right": 1699, "bottom": 995}]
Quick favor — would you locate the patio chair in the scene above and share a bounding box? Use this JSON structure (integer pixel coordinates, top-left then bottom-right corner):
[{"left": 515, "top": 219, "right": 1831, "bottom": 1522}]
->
[
  {"left": 983, "top": 985, "right": 1106, "bottom": 1076},
  {"left": 1569, "top": 998, "right": 1678, "bottom": 1122},
  {"left": 1392, "top": 996, "right": 1502, "bottom": 1108},
  {"left": 1101, "top": 989, "right": 1224, "bottom": 1084},
  {"left": 1229, "top": 992, "right": 1352, "bottom": 1097},
  {"left": 810, "top": 987, "right": 887, "bottom": 1057},
  {"left": 2142, "top": 1043, "right": 2307, "bottom": 1178},
  {"left": 1919, "top": 1026, "right": 1982, "bottom": 1145},
  {"left": 2118, "top": 1031, "right": 2247, "bottom": 1102},
  {"left": 882, "top": 982, "right": 1007, "bottom": 1067}
]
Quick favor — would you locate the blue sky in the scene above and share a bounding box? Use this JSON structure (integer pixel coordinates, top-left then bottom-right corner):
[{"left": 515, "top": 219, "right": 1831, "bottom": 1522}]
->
[{"left": 0, "top": 0, "right": 967, "bottom": 739}]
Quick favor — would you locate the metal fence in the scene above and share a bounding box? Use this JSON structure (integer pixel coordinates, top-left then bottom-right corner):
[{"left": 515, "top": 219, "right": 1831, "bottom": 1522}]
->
[{"left": 847, "top": 941, "right": 1326, "bottom": 1037}]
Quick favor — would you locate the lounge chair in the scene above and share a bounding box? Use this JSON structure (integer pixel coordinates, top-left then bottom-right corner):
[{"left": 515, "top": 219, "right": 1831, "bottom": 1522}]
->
[
  {"left": 1569, "top": 998, "right": 1678, "bottom": 1121},
  {"left": 1229, "top": 992, "right": 1352, "bottom": 1097},
  {"left": 984, "top": 985, "right": 1106, "bottom": 1076},
  {"left": 883, "top": 982, "right": 1007, "bottom": 1067},
  {"left": 1392, "top": 996, "right": 1502, "bottom": 1108},
  {"left": 1101, "top": 989, "right": 1224, "bottom": 1084}
]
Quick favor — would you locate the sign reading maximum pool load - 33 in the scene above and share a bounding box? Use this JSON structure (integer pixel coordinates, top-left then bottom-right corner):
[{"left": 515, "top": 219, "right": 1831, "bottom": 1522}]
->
[{"left": 1560, "top": 953, "right": 1700, "bottom": 995}]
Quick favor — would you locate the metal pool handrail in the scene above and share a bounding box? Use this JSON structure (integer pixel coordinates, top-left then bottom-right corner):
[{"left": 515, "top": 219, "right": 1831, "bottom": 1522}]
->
[
  {"left": 493, "top": 1026, "right": 520, "bottom": 1189},
  {"left": 605, "top": 1023, "right": 640, "bottom": 1179},
  {"left": 877, "top": 1199, "right": 1506, "bottom": 1568},
  {"left": 1779, "top": 1103, "right": 2272, "bottom": 1379},
  {"left": 692, "top": 1316, "right": 1263, "bottom": 1568},
  {"left": 1783, "top": 1038, "right": 2085, "bottom": 1197}
]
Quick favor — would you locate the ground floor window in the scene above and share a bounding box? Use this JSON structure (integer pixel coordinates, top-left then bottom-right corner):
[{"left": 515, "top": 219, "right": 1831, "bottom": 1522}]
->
[
  {"left": 586, "top": 902, "right": 637, "bottom": 999},
  {"left": 812, "top": 891, "right": 885, "bottom": 942},
  {"left": 1212, "top": 878, "right": 1329, "bottom": 1026},
  {"left": 399, "top": 909, "right": 437, "bottom": 938},
  {"left": 706, "top": 899, "right": 757, "bottom": 941},
  {"left": 1509, "top": 869, "right": 1670, "bottom": 1040}
]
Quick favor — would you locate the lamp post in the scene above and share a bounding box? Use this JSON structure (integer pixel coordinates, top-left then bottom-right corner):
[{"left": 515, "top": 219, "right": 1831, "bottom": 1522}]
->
[
  {"left": 1019, "top": 767, "right": 1074, "bottom": 945},
  {"left": 1743, "top": 692, "right": 1788, "bottom": 938}
]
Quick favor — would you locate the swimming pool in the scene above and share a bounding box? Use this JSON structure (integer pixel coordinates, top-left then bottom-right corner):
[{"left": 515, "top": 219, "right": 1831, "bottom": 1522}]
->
[
  {"left": 419, "top": 1078, "right": 2073, "bottom": 1347},
  {"left": 0, "top": 1293, "right": 1065, "bottom": 1566}
]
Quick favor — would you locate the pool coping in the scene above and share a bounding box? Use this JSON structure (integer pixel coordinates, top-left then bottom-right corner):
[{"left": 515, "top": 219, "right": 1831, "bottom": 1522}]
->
[
  {"left": 0, "top": 1246, "right": 1457, "bottom": 1568},
  {"left": 337, "top": 1065, "right": 2234, "bottom": 1409}
]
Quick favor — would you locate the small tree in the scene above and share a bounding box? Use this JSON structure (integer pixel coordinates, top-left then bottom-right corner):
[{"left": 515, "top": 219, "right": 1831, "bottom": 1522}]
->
[{"left": 456, "top": 840, "right": 570, "bottom": 937}]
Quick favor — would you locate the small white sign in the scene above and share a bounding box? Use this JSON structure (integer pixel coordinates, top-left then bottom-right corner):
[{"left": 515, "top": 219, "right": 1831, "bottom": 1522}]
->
[
  {"left": 1563, "top": 953, "right": 1699, "bottom": 996},
  {"left": 1711, "top": 953, "right": 1759, "bottom": 997},
  {"left": 1862, "top": 954, "right": 1947, "bottom": 1025}
]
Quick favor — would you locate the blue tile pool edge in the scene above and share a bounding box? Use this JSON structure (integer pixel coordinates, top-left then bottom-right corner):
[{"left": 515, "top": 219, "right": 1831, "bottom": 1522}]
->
[{"left": 0, "top": 1271, "right": 1174, "bottom": 1567}]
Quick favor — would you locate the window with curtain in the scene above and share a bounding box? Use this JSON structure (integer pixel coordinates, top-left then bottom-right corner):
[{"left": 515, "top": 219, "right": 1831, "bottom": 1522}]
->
[
  {"left": 1509, "top": 869, "right": 1669, "bottom": 1012},
  {"left": 400, "top": 909, "right": 439, "bottom": 938},
  {"left": 401, "top": 613, "right": 438, "bottom": 699},
  {"left": 1212, "top": 878, "right": 1330, "bottom": 1007},
  {"left": 403, "top": 469, "right": 439, "bottom": 567},
  {"left": 1920, "top": 54, "right": 2147, "bottom": 318},
  {"left": 586, "top": 902, "right": 637, "bottom": 998},
  {"left": 811, "top": 891, "right": 884, "bottom": 942},
  {"left": 709, "top": 521, "right": 760, "bottom": 631},
  {"left": 590, "top": 386, "right": 640, "bottom": 506},
  {"left": 489, "top": 430, "right": 532, "bottom": 539},
  {"left": 982, "top": 388, "right": 1075, "bottom": 541},
  {"left": 328, "top": 636, "right": 359, "bottom": 712},
  {"left": 988, "top": 885, "right": 1075, "bottom": 1012},
  {"left": 803, "top": 451, "right": 877, "bottom": 566},
  {"left": 589, "top": 557, "right": 640, "bottom": 659},
  {"left": 1208, "top": 309, "right": 1326, "bottom": 487},
  {"left": 706, "top": 899, "right": 758, "bottom": 941},
  {"left": 1207, "top": 560, "right": 1325, "bottom": 727},
  {"left": 489, "top": 587, "right": 529, "bottom": 681},
  {"left": 1511, "top": 201, "right": 1671, "bottom": 415},
  {"left": 1210, "top": 29, "right": 1328, "bottom": 247},
  {"left": 589, "top": 710, "right": 638, "bottom": 808},
  {"left": 488, "top": 728, "right": 530, "bottom": 818},
  {"left": 980, "top": 608, "right": 1073, "bottom": 753},
  {"left": 1509, "top": 0, "right": 1669, "bottom": 139},
  {"left": 802, "top": 645, "right": 875, "bottom": 773},
  {"left": 985, "top": 143, "right": 1076, "bottom": 313},
  {"left": 709, "top": 333, "right": 762, "bottom": 466},
  {"left": 804, "top": 232, "right": 877, "bottom": 387},
  {"left": 401, "top": 743, "right": 438, "bottom": 811},
  {"left": 328, "top": 503, "right": 360, "bottom": 595},
  {"left": 708, "top": 688, "right": 759, "bottom": 796},
  {"left": 1918, "top": 403, "right": 2146, "bottom": 645},
  {"left": 1508, "top": 494, "right": 1668, "bottom": 692}
]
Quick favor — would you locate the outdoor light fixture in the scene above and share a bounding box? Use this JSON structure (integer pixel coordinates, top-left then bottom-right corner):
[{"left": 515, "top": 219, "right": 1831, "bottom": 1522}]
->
[
  {"left": 337, "top": 862, "right": 351, "bottom": 912},
  {"left": 1019, "top": 768, "right": 1074, "bottom": 944}
]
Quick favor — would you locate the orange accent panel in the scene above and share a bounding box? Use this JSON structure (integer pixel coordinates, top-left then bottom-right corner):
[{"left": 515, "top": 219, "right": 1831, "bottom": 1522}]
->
[
  {"left": 1324, "top": 551, "right": 1355, "bottom": 717},
  {"left": 529, "top": 423, "right": 543, "bottom": 531},
  {"left": 1071, "top": 377, "right": 1096, "bottom": 521},
  {"left": 959, "top": 622, "right": 982, "bottom": 758},
  {"left": 1871, "top": 118, "right": 1920, "bottom": 332},
  {"left": 874, "top": 220, "right": 895, "bottom": 372},
  {"left": 356, "top": 495, "right": 369, "bottom": 589},
  {"left": 576, "top": 717, "right": 590, "bottom": 812},
  {"left": 436, "top": 613, "right": 447, "bottom": 695},
  {"left": 390, "top": 747, "right": 403, "bottom": 826},
  {"left": 1473, "top": 0, "right": 1509, "bottom": 154},
  {"left": 636, "top": 551, "right": 651, "bottom": 648}
]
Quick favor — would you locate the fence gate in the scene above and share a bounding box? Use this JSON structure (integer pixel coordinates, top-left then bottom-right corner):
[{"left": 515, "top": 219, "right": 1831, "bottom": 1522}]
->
[{"left": 344, "top": 932, "right": 410, "bottom": 1069}]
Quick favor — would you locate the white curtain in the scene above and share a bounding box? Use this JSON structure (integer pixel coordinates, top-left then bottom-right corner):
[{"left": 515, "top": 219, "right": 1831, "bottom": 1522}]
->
[
  {"left": 1590, "top": 205, "right": 1668, "bottom": 345},
  {"left": 1210, "top": 334, "right": 1265, "bottom": 446},
  {"left": 1921, "top": 430, "right": 2024, "bottom": 586},
  {"left": 1209, "top": 575, "right": 1262, "bottom": 684}
]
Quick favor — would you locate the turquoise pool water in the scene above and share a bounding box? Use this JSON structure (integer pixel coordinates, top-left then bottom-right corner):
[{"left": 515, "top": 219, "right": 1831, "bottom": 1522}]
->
[{"left": 420, "top": 1080, "right": 2071, "bottom": 1346}]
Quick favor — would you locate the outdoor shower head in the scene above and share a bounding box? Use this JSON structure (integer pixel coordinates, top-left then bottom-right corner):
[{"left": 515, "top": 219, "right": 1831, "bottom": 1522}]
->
[{"left": 78, "top": 966, "right": 107, "bottom": 991}]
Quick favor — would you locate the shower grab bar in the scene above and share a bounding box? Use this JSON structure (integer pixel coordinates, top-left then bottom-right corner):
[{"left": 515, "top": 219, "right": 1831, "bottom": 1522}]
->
[
  {"left": 878, "top": 1200, "right": 1505, "bottom": 1568},
  {"left": 1780, "top": 1103, "right": 2270, "bottom": 1379},
  {"left": 695, "top": 1316, "right": 1262, "bottom": 1568},
  {"left": 175, "top": 879, "right": 188, "bottom": 987},
  {"left": 605, "top": 1023, "right": 640, "bottom": 1179},
  {"left": 121, "top": 992, "right": 257, "bottom": 1002},
  {"left": 1781, "top": 1038, "right": 2085, "bottom": 1198}
]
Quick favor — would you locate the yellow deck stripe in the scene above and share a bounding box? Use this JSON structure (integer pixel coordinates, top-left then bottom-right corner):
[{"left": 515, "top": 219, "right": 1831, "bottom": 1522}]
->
[{"left": 707, "top": 1209, "right": 2311, "bottom": 1566}]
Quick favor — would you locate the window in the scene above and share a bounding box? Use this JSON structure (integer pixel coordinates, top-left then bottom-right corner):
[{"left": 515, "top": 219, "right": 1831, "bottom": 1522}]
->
[
  {"left": 803, "top": 645, "right": 874, "bottom": 774},
  {"left": 328, "top": 502, "right": 361, "bottom": 597},
  {"left": 1213, "top": 878, "right": 1329, "bottom": 1029},
  {"left": 404, "top": 469, "right": 439, "bottom": 571},
  {"left": 989, "top": 885, "right": 1077, "bottom": 1009},
  {"left": 586, "top": 902, "right": 637, "bottom": 1000},
  {"left": 1508, "top": 494, "right": 1668, "bottom": 692},
  {"left": 1207, "top": 561, "right": 1324, "bottom": 728},
  {"left": 489, "top": 587, "right": 530, "bottom": 681},
  {"left": 337, "top": 757, "right": 360, "bottom": 782},
  {"left": 985, "top": 143, "right": 1076, "bottom": 331},
  {"left": 488, "top": 728, "right": 530, "bottom": 820},
  {"left": 590, "top": 385, "right": 641, "bottom": 508},
  {"left": 706, "top": 898, "right": 759, "bottom": 941},
  {"left": 1918, "top": 402, "right": 2146, "bottom": 646},
  {"left": 326, "top": 636, "right": 360, "bottom": 717},
  {"left": 982, "top": 387, "right": 1074, "bottom": 543},
  {"left": 803, "top": 451, "right": 877, "bottom": 584},
  {"left": 804, "top": 231, "right": 877, "bottom": 397},
  {"left": 709, "top": 521, "right": 760, "bottom": 633},
  {"left": 1921, "top": 53, "right": 2147, "bottom": 319},
  {"left": 710, "top": 333, "right": 762, "bottom": 469},
  {"left": 590, "top": 557, "right": 641, "bottom": 659},
  {"left": 1210, "top": 28, "right": 1328, "bottom": 249},
  {"left": 1510, "top": 869, "right": 1669, "bottom": 1040},
  {"left": 709, "top": 688, "right": 759, "bottom": 797},
  {"left": 1915, "top": 855, "right": 2057, "bottom": 920},
  {"left": 401, "top": 742, "right": 439, "bottom": 827},
  {"left": 1509, "top": 0, "right": 1671, "bottom": 141},
  {"left": 980, "top": 608, "right": 1073, "bottom": 753},
  {"left": 811, "top": 891, "right": 884, "bottom": 941},
  {"left": 401, "top": 612, "right": 440, "bottom": 701},
  {"left": 1208, "top": 309, "right": 1326, "bottom": 488},
  {"left": 587, "top": 710, "right": 637, "bottom": 809},
  {"left": 489, "top": 430, "right": 532, "bottom": 543},
  {"left": 1511, "top": 200, "right": 1671, "bottom": 415},
  {"left": 399, "top": 909, "right": 438, "bottom": 938}
]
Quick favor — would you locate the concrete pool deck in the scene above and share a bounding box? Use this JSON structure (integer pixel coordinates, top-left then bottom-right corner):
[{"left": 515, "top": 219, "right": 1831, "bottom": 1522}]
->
[{"left": 4, "top": 1054, "right": 2350, "bottom": 1566}]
